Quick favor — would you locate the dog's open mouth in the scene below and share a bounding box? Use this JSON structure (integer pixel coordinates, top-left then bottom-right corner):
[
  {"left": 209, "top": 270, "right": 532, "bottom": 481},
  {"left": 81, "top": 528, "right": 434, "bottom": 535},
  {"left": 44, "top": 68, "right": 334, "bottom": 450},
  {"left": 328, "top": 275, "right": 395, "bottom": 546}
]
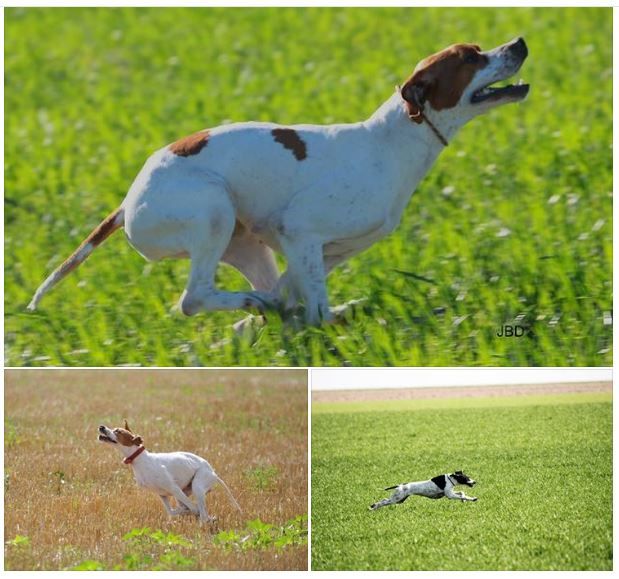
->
[
  {"left": 471, "top": 78, "right": 529, "bottom": 104},
  {"left": 98, "top": 434, "right": 117, "bottom": 443}
]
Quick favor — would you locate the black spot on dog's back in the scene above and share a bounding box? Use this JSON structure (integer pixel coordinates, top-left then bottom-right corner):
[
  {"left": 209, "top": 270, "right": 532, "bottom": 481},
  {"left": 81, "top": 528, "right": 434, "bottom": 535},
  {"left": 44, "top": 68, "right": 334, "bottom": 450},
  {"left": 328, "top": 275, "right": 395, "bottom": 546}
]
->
[
  {"left": 271, "top": 128, "right": 307, "bottom": 161},
  {"left": 431, "top": 475, "right": 447, "bottom": 490}
]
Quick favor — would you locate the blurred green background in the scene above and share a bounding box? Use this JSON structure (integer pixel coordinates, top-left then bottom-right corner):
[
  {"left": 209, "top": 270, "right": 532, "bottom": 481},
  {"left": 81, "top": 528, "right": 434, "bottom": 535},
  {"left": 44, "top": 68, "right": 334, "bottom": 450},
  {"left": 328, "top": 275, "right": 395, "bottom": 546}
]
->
[{"left": 5, "top": 7, "right": 612, "bottom": 366}]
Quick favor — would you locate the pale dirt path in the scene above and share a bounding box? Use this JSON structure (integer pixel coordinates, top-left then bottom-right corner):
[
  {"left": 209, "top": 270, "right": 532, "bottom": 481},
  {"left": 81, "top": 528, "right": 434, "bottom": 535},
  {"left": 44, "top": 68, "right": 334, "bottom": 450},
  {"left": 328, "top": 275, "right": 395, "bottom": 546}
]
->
[{"left": 312, "top": 381, "right": 612, "bottom": 403}]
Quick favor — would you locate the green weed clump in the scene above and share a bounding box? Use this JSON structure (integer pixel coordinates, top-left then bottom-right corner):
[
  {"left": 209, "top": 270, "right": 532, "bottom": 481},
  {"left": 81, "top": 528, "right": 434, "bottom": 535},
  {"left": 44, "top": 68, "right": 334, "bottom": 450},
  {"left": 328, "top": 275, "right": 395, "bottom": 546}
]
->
[
  {"left": 213, "top": 515, "right": 308, "bottom": 551},
  {"left": 70, "top": 528, "right": 195, "bottom": 571}
]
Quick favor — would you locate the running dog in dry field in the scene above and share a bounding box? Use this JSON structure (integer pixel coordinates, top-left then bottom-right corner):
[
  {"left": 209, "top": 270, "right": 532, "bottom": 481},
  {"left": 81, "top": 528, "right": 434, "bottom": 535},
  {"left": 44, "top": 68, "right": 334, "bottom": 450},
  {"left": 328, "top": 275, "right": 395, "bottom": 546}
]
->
[
  {"left": 98, "top": 422, "right": 241, "bottom": 523},
  {"left": 29, "top": 38, "right": 529, "bottom": 325}
]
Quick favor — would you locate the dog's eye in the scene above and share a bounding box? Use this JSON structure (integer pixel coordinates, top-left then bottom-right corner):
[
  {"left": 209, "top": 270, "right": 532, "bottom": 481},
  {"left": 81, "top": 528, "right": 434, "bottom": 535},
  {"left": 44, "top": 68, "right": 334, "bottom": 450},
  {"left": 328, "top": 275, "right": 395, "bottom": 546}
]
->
[{"left": 464, "top": 53, "right": 478, "bottom": 64}]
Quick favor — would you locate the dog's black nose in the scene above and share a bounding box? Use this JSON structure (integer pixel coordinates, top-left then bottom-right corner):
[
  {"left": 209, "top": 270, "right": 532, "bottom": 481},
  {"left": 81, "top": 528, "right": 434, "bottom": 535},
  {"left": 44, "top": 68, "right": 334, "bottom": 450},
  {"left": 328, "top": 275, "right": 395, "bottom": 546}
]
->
[
  {"left": 509, "top": 37, "right": 528, "bottom": 60},
  {"left": 98, "top": 425, "right": 105, "bottom": 431}
]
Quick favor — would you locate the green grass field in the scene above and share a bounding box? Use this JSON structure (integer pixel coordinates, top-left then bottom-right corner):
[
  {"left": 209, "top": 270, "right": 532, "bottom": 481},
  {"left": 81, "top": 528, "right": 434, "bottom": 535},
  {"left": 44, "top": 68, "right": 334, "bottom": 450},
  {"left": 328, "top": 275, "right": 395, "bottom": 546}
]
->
[
  {"left": 5, "top": 7, "right": 612, "bottom": 366},
  {"left": 311, "top": 392, "right": 612, "bottom": 570}
]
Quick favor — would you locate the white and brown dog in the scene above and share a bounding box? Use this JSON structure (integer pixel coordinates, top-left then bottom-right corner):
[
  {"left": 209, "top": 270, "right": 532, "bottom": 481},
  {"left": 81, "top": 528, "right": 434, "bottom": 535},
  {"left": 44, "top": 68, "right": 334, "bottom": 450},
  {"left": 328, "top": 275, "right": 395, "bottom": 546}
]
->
[
  {"left": 29, "top": 38, "right": 529, "bottom": 325},
  {"left": 370, "top": 470, "right": 478, "bottom": 510},
  {"left": 98, "top": 422, "right": 241, "bottom": 523}
]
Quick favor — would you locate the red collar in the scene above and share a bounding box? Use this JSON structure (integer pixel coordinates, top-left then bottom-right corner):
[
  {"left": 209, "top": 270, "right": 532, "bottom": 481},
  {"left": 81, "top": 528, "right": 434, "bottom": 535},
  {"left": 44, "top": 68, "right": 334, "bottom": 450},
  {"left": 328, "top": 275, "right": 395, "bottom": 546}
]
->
[{"left": 123, "top": 445, "right": 145, "bottom": 465}]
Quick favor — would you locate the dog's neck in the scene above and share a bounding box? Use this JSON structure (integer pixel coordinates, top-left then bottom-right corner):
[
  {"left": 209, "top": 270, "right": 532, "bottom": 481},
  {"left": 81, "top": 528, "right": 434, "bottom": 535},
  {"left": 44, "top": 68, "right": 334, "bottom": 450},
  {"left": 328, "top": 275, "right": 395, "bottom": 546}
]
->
[
  {"left": 118, "top": 444, "right": 147, "bottom": 464},
  {"left": 367, "top": 91, "right": 466, "bottom": 150}
]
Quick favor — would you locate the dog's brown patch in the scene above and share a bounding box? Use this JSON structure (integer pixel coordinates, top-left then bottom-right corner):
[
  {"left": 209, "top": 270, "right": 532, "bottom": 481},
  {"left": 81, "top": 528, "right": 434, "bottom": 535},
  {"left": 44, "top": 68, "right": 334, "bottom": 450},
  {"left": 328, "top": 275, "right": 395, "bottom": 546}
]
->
[
  {"left": 169, "top": 130, "right": 210, "bottom": 157},
  {"left": 271, "top": 128, "right": 307, "bottom": 161},
  {"left": 115, "top": 428, "right": 142, "bottom": 447},
  {"left": 401, "top": 43, "right": 488, "bottom": 121},
  {"left": 54, "top": 208, "right": 123, "bottom": 278},
  {"left": 90, "top": 209, "right": 123, "bottom": 248}
]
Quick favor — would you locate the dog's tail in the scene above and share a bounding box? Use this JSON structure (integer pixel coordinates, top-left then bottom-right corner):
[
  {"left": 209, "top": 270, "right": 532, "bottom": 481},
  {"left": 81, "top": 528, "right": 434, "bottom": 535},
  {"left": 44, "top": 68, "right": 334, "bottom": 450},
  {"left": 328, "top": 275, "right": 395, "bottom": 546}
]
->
[
  {"left": 27, "top": 207, "right": 125, "bottom": 311},
  {"left": 216, "top": 475, "right": 242, "bottom": 513},
  {"left": 384, "top": 484, "right": 399, "bottom": 491}
]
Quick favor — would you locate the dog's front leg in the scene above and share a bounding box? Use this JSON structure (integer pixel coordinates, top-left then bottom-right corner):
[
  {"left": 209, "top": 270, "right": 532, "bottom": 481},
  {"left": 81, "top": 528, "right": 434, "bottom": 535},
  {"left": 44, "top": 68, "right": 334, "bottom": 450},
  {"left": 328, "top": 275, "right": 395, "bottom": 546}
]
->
[
  {"left": 274, "top": 271, "right": 302, "bottom": 312},
  {"left": 158, "top": 470, "right": 200, "bottom": 516},
  {"left": 446, "top": 489, "right": 478, "bottom": 502},
  {"left": 159, "top": 495, "right": 174, "bottom": 516},
  {"left": 277, "top": 237, "right": 332, "bottom": 325},
  {"left": 158, "top": 495, "right": 188, "bottom": 517}
]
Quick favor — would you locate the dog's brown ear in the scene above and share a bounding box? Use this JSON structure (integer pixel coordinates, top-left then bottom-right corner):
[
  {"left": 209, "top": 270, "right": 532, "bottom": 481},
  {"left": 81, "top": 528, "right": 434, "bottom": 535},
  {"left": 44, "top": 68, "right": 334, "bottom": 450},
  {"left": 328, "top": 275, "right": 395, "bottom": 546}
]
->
[
  {"left": 133, "top": 435, "right": 143, "bottom": 446},
  {"left": 400, "top": 78, "right": 429, "bottom": 124},
  {"left": 124, "top": 420, "right": 132, "bottom": 432}
]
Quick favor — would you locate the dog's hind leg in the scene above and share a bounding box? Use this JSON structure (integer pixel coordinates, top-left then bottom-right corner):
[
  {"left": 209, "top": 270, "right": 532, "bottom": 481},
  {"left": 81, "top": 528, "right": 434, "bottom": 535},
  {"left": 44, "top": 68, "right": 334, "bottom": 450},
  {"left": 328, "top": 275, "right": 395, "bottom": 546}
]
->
[
  {"left": 191, "top": 467, "right": 220, "bottom": 523},
  {"left": 370, "top": 488, "right": 407, "bottom": 510},
  {"left": 125, "top": 176, "right": 276, "bottom": 317},
  {"left": 177, "top": 191, "right": 277, "bottom": 317},
  {"left": 369, "top": 498, "right": 392, "bottom": 510}
]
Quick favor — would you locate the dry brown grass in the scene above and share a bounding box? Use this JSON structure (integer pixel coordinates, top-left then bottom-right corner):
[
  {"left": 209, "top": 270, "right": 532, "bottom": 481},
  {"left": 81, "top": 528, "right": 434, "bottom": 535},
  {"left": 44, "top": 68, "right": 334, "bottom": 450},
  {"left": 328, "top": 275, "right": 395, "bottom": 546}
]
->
[{"left": 4, "top": 369, "right": 308, "bottom": 570}]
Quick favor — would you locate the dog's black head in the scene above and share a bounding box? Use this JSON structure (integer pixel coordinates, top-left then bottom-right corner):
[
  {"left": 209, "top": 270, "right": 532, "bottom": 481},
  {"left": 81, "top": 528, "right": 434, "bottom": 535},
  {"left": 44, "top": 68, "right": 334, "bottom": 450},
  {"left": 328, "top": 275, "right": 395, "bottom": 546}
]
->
[{"left": 451, "top": 470, "right": 476, "bottom": 487}]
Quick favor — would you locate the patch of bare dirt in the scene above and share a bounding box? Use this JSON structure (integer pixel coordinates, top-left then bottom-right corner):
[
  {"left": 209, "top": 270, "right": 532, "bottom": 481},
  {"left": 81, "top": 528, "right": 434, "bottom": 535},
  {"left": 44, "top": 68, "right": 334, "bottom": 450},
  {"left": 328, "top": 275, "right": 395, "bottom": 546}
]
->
[{"left": 312, "top": 381, "right": 612, "bottom": 403}]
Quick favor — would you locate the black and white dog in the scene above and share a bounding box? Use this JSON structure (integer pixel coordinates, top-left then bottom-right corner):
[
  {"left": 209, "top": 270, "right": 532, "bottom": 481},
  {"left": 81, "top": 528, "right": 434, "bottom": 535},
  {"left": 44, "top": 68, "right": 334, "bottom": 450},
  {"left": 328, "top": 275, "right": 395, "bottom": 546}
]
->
[{"left": 370, "top": 471, "right": 478, "bottom": 510}]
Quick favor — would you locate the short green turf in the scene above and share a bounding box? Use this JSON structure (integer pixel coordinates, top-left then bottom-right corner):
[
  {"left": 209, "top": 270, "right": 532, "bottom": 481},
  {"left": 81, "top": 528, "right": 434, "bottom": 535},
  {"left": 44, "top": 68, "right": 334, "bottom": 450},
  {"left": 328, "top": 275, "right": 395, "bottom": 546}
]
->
[
  {"left": 5, "top": 7, "right": 611, "bottom": 366},
  {"left": 311, "top": 397, "right": 612, "bottom": 570}
]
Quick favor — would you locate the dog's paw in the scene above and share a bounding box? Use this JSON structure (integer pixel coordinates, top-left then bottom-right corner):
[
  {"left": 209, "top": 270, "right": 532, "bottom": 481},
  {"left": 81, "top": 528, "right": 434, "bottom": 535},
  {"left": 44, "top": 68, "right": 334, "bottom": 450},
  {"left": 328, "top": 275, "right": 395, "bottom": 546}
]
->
[
  {"left": 243, "top": 293, "right": 280, "bottom": 316},
  {"left": 232, "top": 314, "right": 265, "bottom": 335},
  {"left": 330, "top": 298, "right": 369, "bottom": 324},
  {"left": 169, "top": 301, "right": 184, "bottom": 317}
]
